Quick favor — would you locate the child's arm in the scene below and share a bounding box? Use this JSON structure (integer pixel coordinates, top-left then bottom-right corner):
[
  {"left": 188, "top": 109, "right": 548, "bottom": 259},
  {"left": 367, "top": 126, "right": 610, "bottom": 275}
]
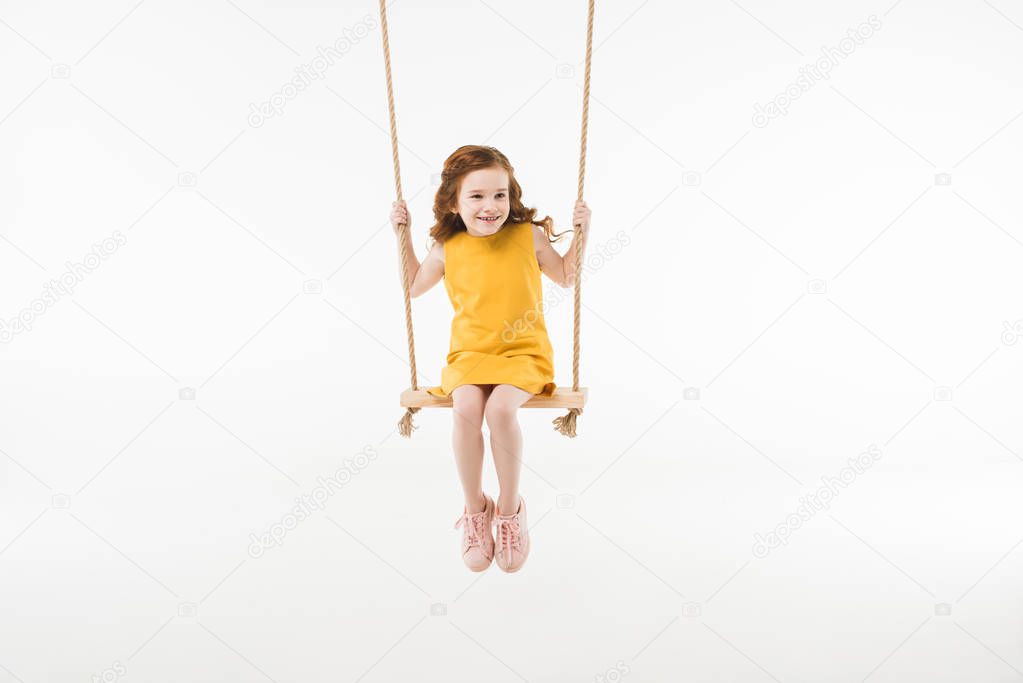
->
[
  {"left": 410, "top": 241, "right": 444, "bottom": 297},
  {"left": 391, "top": 200, "right": 444, "bottom": 298},
  {"left": 535, "top": 200, "right": 591, "bottom": 288},
  {"left": 536, "top": 229, "right": 572, "bottom": 287}
]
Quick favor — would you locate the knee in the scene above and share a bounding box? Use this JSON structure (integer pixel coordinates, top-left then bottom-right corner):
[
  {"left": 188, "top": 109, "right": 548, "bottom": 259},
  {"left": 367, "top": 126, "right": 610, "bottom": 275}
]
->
[
  {"left": 484, "top": 401, "right": 517, "bottom": 430},
  {"left": 452, "top": 402, "right": 485, "bottom": 432}
]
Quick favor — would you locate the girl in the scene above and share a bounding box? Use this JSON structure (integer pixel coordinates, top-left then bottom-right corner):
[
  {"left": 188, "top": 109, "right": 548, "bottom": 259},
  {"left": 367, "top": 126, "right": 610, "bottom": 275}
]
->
[{"left": 389, "top": 145, "right": 590, "bottom": 573}]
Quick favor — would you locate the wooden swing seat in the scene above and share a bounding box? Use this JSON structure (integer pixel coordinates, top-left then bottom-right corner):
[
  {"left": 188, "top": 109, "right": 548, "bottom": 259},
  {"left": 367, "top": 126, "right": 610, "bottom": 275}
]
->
[{"left": 400, "top": 387, "right": 587, "bottom": 410}]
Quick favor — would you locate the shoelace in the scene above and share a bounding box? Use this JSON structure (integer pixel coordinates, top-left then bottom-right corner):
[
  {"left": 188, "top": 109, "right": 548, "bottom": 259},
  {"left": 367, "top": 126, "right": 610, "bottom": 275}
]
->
[
  {"left": 494, "top": 515, "right": 521, "bottom": 560},
  {"left": 454, "top": 509, "right": 487, "bottom": 549}
]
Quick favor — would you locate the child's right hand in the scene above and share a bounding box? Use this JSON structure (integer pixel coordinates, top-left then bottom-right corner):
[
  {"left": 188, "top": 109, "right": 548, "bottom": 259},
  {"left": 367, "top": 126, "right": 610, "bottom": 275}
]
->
[{"left": 390, "top": 200, "right": 410, "bottom": 234}]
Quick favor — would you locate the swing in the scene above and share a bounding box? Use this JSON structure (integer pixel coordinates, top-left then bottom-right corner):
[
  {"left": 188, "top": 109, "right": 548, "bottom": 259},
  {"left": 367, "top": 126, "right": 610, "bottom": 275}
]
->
[{"left": 378, "top": 0, "right": 594, "bottom": 438}]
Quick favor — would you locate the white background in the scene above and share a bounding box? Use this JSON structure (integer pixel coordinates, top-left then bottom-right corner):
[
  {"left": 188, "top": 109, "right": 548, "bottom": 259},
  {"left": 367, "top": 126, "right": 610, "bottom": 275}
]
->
[{"left": 2, "top": 0, "right": 1023, "bottom": 681}]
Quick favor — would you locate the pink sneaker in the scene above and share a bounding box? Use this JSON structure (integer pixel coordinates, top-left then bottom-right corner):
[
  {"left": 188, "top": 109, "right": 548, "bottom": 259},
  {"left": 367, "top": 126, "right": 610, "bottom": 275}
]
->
[
  {"left": 454, "top": 494, "right": 495, "bottom": 571},
  {"left": 494, "top": 496, "right": 530, "bottom": 572}
]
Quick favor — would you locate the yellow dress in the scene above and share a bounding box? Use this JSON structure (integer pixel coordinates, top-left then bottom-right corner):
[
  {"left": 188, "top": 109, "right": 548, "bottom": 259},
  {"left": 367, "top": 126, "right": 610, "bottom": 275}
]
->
[{"left": 426, "top": 221, "right": 556, "bottom": 398}]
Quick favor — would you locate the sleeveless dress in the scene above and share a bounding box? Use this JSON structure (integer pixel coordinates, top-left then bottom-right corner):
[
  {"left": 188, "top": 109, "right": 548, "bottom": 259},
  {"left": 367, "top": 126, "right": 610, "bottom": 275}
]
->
[{"left": 426, "top": 221, "right": 556, "bottom": 398}]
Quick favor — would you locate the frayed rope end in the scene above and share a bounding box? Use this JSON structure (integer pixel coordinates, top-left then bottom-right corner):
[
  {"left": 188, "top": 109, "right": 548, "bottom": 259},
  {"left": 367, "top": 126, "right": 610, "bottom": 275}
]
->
[
  {"left": 552, "top": 407, "right": 582, "bottom": 438},
  {"left": 397, "top": 407, "right": 421, "bottom": 438}
]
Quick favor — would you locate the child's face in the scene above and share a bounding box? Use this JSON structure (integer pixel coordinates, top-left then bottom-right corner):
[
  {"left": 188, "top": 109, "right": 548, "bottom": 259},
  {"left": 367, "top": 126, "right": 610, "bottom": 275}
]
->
[{"left": 453, "top": 167, "right": 510, "bottom": 237}]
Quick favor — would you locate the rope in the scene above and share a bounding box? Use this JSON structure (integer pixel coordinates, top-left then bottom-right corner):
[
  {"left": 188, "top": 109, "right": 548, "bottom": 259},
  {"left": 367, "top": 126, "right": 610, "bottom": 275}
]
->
[
  {"left": 378, "top": 0, "right": 420, "bottom": 437},
  {"left": 552, "top": 0, "right": 594, "bottom": 438}
]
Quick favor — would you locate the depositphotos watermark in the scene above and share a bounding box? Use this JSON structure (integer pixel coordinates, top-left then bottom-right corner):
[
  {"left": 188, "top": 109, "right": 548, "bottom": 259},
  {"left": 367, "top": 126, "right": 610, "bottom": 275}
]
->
[
  {"left": 500, "top": 229, "right": 631, "bottom": 343},
  {"left": 594, "top": 660, "right": 630, "bottom": 683},
  {"left": 247, "top": 445, "right": 378, "bottom": 558},
  {"left": 90, "top": 660, "right": 126, "bottom": 683},
  {"left": 247, "top": 15, "right": 378, "bottom": 127},
  {"left": 752, "top": 444, "right": 882, "bottom": 558},
  {"left": 752, "top": 14, "right": 882, "bottom": 128},
  {"left": 1001, "top": 319, "right": 1023, "bottom": 345},
  {"left": 1, "top": 230, "right": 127, "bottom": 343}
]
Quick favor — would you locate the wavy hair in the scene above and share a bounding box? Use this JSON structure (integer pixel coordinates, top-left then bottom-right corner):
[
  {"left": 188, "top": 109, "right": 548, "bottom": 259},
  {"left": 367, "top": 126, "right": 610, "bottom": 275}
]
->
[{"left": 427, "top": 145, "right": 569, "bottom": 246}]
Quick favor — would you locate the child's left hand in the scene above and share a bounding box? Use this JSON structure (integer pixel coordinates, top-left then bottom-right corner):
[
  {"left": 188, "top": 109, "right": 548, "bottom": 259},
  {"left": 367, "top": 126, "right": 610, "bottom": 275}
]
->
[{"left": 573, "top": 199, "right": 591, "bottom": 237}]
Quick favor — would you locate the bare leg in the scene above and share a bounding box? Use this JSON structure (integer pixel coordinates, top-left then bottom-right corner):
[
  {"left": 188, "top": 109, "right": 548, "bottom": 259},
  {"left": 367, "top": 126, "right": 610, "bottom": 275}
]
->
[
  {"left": 451, "top": 384, "right": 494, "bottom": 513},
  {"left": 484, "top": 384, "right": 533, "bottom": 516}
]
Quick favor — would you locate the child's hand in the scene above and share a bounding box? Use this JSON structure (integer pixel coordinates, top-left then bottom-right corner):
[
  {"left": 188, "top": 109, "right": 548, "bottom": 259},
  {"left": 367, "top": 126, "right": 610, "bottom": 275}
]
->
[
  {"left": 573, "top": 199, "right": 591, "bottom": 237},
  {"left": 390, "top": 200, "right": 410, "bottom": 234}
]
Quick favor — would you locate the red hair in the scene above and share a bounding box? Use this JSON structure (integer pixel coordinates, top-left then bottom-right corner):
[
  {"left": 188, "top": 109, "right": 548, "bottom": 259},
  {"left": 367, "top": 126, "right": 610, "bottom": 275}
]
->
[{"left": 428, "top": 145, "right": 569, "bottom": 246}]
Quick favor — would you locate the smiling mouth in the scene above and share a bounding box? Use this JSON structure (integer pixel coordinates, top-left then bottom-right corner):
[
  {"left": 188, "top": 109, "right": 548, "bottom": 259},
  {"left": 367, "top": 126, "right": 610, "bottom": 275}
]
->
[{"left": 478, "top": 216, "right": 500, "bottom": 223}]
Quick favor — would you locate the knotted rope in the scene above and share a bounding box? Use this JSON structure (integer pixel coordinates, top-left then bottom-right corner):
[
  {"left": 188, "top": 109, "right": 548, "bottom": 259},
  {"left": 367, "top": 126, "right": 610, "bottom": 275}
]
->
[
  {"left": 378, "top": 0, "right": 420, "bottom": 437},
  {"left": 552, "top": 0, "right": 594, "bottom": 438}
]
